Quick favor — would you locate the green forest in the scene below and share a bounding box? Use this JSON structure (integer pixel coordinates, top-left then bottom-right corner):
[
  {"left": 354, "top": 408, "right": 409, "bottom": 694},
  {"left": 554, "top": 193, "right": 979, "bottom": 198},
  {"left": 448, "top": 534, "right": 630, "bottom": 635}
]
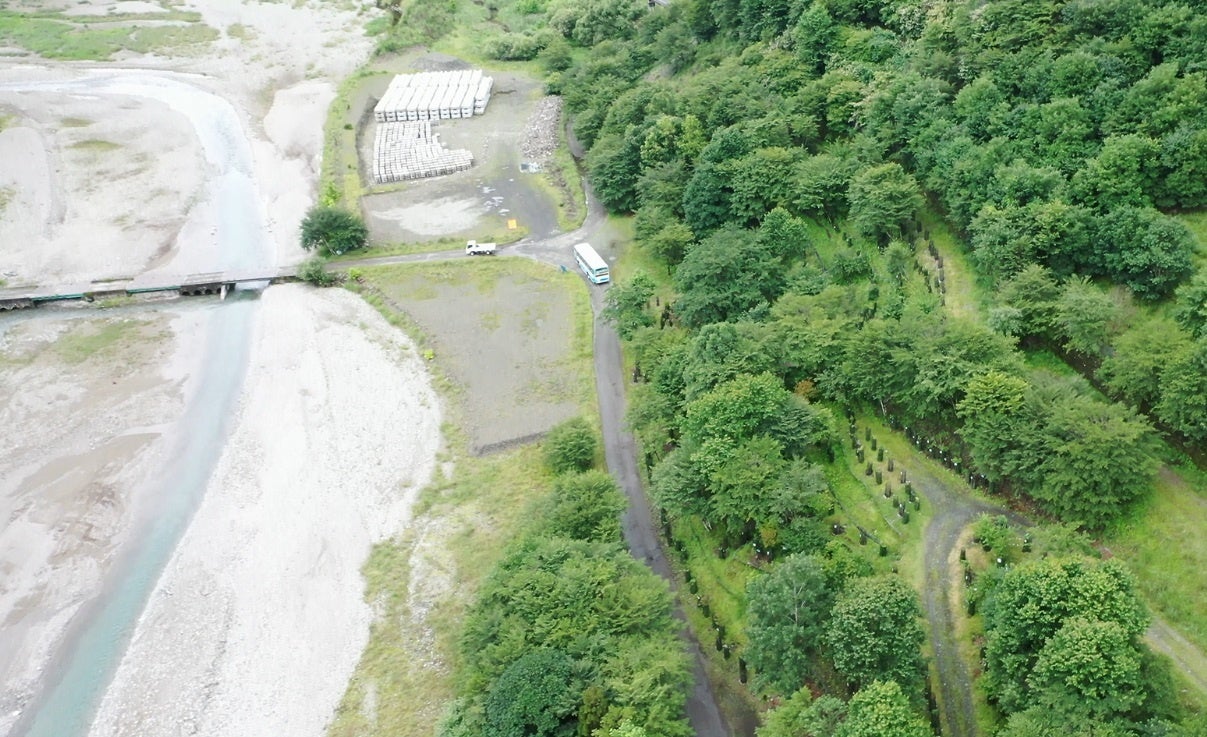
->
[{"left": 388, "top": 0, "right": 1207, "bottom": 736}]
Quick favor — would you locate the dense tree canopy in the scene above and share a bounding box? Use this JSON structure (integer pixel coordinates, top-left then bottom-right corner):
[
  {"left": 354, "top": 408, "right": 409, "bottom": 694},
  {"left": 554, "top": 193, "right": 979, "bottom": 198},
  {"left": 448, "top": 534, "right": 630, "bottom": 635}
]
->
[
  {"left": 981, "top": 557, "right": 1149, "bottom": 714},
  {"left": 488, "top": 1, "right": 1207, "bottom": 734},
  {"left": 745, "top": 553, "right": 835, "bottom": 694},
  {"left": 825, "top": 576, "right": 926, "bottom": 694}
]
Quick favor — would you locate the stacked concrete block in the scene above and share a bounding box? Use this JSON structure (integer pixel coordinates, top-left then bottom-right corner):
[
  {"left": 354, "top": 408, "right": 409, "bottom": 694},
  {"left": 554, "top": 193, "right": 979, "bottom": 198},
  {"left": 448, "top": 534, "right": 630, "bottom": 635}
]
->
[
  {"left": 373, "top": 69, "right": 495, "bottom": 123},
  {"left": 373, "top": 120, "right": 474, "bottom": 183},
  {"left": 474, "top": 76, "right": 493, "bottom": 115}
]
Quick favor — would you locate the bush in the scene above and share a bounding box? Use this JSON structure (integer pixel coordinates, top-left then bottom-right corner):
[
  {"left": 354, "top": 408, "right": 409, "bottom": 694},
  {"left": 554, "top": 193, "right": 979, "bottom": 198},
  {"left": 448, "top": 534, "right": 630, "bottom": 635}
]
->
[
  {"left": 298, "top": 257, "right": 340, "bottom": 287},
  {"left": 544, "top": 471, "right": 625, "bottom": 542},
  {"left": 300, "top": 205, "right": 368, "bottom": 256},
  {"left": 544, "top": 417, "right": 598, "bottom": 474}
]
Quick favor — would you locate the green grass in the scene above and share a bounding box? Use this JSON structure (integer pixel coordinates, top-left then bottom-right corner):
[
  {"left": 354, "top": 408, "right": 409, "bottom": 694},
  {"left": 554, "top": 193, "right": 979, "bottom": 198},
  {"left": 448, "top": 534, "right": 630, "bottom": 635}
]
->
[
  {"left": 919, "top": 208, "right": 985, "bottom": 320},
  {"left": 1105, "top": 463, "right": 1207, "bottom": 654},
  {"left": 319, "top": 68, "right": 390, "bottom": 209},
  {"left": 54, "top": 319, "right": 142, "bottom": 364},
  {"left": 802, "top": 215, "right": 848, "bottom": 268},
  {"left": 0, "top": 12, "right": 217, "bottom": 60},
  {"left": 849, "top": 413, "right": 940, "bottom": 584},
  {"left": 1022, "top": 348, "right": 1082, "bottom": 377},
  {"left": 1174, "top": 210, "right": 1207, "bottom": 267},
  {"left": 825, "top": 452, "right": 906, "bottom": 561},
  {"left": 668, "top": 516, "right": 764, "bottom": 726},
  {"left": 329, "top": 228, "right": 528, "bottom": 263},
  {"left": 530, "top": 117, "right": 588, "bottom": 233},
  {"left": 70, "top": 139, "right": 121, "bottom": 152},
  {"left": 59, "top": 116, "right": 92, "bottom": 128},
  {"left": 225, "top": 22, "right": 254, "bottom": 40},
  {"left": 672, "top": 517, "right": 758, "bottom": 648},
  {"left": 612, "top": 216, "right": 677, "bottom": 295},
  {"left": 428, "top": 0, "right": 543, "bottom": 74}
]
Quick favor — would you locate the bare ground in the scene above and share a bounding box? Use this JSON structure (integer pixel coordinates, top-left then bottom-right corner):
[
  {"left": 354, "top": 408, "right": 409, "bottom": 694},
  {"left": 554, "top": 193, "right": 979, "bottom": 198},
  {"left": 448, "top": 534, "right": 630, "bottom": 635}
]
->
[{"left": 360, "top": 258, "right": 589, "bottom": 453}]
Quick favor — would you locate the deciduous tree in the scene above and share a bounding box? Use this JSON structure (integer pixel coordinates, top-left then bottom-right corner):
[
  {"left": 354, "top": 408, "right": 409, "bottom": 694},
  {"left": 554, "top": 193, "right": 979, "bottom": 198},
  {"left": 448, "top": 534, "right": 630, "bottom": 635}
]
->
[
  {"left": 826, "top": 576, "right": 926, "bottom": 693},
  {"left": 300, "top": 206, "right": 368, "bottom": 256},
  {"left": 673, "top": 224, "right": 784, "bottom": 327},
  {"left": 746, "top": 554, "right": 835, "bottom": 693},
  {"left": 837, "top": 681, "right": 935, "bottom": 737},
  {"left": 847, "top": 163, "right": 922, "bottom": 245}
]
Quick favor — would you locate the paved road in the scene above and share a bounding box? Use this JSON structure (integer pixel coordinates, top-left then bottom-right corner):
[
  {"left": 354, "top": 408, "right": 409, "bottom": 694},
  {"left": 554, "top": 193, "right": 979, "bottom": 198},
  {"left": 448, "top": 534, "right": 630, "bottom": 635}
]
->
[{"left": 591, "top": 286, "right": 737, "bottom": 737}]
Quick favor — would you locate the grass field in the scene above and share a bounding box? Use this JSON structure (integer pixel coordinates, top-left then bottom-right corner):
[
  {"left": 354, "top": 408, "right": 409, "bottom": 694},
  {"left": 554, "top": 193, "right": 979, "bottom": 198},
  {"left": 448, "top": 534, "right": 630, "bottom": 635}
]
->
[
  {"left": 0, "top": 11, "right": 216, "bottom": 61},
  {"left": 919, "top": 209, "right": 985, "bottom": 319},
  {"left": 54, "top": 318, "right": 146, "bottom": 364},
  {"left": 1105, "top": 462, "right": 1207, "bottom": 655}
]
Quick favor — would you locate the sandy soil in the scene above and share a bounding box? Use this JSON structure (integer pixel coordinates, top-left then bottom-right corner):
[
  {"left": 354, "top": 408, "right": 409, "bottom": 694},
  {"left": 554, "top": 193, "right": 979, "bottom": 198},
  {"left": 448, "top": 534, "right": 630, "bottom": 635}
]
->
[
  {"left": 87, "top": 285, "right": 441, "bottom": 737},
  {"left": 0, "top": 0, "right": 372, "bottom": 286},
  {"left": 0, "top": 2, "right": 449, "bottom": 736},
  {"left": 0, "top": 306, "right": 208, "bottom": 736}
]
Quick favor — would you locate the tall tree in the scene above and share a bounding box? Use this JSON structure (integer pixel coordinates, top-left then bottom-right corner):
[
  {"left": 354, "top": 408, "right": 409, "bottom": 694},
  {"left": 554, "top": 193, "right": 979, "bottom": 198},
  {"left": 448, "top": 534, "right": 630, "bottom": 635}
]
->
[
  {"left": 982, "top": 557, "right": 1149, "bottom": 714},
  {"left": 825, "top": 576, "right": 926, "bottom": 694},
  {"left": 1155, "top": 337, "right": 1207, "bottom": 442},
  {"left": 1095, "top": 207, "right": 1195, "bottom": 300},
  {"left": 837, "top": 681, "right": 935, "bottom": 737},
  {"left": 1030, "top": 389, "right": 1159, "bottom": 528},
  {"left": 1054, "top": 276, "right": 1117, "bottom": 357},
  {"left": 1096, "top": 316, "right": 1189, "bottom": 410},
  {"left": 1027, "top": 618, "right": 1146, "bottom": 720},
  {"left": 673, "top": 224, "right": 785, "bottom": 328},
  {"left": 485, "top": 649, "right": 581, "bottom": 737},
  {"left": 746, "top": 554, "right": 835, "bottom": 694},
  {"left": 847, "top": 163, "right": 923, "bottom": 245},
  {"left": 603, "top": 271, "right": 657, "bottom": 339}
]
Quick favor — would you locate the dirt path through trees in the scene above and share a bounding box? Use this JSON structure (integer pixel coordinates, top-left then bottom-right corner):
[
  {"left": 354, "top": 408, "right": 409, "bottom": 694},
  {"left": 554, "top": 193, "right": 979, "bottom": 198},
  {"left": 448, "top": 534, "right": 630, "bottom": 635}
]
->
[{"left": 892, "top": 445, "right": 1028, "bottom": 737}]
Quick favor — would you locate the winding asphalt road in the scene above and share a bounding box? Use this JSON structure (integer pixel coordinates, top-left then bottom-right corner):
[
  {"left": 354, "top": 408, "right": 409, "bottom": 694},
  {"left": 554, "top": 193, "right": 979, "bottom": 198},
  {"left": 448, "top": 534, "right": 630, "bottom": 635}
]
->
[{"left": 519, "top": 190, "right": 741, "bottom": 737}]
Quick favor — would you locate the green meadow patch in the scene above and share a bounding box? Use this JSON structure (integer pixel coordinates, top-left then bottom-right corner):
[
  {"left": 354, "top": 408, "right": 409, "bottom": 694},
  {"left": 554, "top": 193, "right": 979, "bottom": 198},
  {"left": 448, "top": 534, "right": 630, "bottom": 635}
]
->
[{"left": 0, "top": 12, "right": 216, "bottom": 60}]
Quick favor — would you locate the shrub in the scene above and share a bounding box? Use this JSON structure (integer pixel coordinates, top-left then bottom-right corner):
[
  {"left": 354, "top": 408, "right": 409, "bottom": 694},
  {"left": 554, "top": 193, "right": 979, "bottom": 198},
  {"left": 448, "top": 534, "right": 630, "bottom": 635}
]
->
[
  {"left": 544, "top": 417, "right": 598, "bottom": 474},
  {"left": 298, "top": 257, "right": 340, "bottom": 287}
]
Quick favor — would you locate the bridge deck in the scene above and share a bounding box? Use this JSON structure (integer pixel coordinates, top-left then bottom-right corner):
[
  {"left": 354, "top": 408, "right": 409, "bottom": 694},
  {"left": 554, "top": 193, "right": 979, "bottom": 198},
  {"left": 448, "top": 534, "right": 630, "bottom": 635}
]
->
[{"left": 0, "top": 268, "right": 298, "bottom": 307}]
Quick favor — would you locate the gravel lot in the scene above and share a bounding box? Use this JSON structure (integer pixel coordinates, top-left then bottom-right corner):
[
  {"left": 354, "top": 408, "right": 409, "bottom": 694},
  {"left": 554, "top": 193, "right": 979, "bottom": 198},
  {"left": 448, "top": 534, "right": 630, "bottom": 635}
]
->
[
  {"left": 360, "top": 55, "right": 560, "bottom": 244},
  {"left": 364, "top": 258, "right": 591, "bottom": 454}
]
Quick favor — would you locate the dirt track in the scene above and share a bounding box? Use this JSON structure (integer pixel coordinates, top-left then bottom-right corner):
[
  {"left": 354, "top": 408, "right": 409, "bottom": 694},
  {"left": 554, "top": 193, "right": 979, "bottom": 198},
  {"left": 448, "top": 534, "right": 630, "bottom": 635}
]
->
[{"left": 906, "top": 457, "right": 1028, "bottom": 737}]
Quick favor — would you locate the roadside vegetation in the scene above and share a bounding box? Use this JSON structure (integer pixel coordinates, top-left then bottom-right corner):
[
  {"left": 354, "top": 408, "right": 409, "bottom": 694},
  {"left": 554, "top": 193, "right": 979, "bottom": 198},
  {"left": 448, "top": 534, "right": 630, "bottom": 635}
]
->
[{"left": 329, "top": 258, "right": 686, "bottom": 737}]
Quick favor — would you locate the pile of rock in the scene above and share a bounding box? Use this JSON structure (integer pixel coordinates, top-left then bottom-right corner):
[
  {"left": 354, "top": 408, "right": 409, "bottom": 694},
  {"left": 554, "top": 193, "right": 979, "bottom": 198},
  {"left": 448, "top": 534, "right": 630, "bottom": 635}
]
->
[{"left": 520, "top": 96, "right": 563, "bottom": 166}]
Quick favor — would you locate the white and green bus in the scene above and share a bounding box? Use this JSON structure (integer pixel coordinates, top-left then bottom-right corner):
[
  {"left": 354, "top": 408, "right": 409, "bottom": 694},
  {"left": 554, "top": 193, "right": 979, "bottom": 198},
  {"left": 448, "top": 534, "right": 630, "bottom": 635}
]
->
[{"left": 573, "top": 242, "right": 610, "bottom": 284}]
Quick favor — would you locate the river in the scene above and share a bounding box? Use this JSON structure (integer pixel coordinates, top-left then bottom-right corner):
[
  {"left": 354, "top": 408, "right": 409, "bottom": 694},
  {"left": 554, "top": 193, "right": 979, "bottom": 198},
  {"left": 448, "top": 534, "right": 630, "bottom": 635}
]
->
[{"left": 4, "top": 71, "right": 270, "bottom": 737}]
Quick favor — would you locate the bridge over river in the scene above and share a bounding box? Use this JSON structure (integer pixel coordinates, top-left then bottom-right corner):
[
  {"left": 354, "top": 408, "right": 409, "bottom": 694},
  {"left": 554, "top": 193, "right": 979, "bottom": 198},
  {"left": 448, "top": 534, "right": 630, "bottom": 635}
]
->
[{"left": 0, "top": 268, "right": 299, "bottom": 310}]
